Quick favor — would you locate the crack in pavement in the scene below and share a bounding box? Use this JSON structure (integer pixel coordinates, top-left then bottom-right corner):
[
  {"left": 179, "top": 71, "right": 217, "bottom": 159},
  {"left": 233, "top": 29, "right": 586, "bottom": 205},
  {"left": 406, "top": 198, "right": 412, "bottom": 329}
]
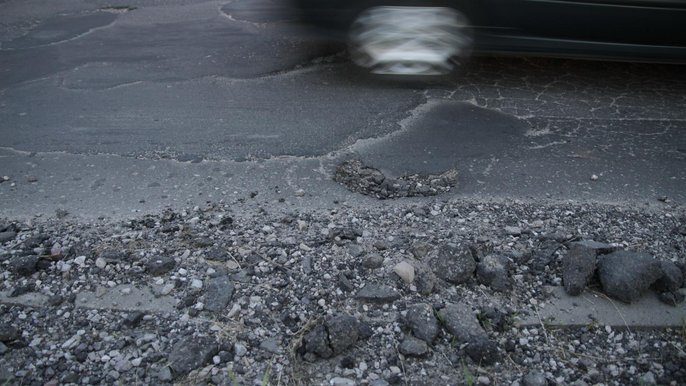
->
[{"left": 0, "top": 11, "right": 120, "bottom": 51}]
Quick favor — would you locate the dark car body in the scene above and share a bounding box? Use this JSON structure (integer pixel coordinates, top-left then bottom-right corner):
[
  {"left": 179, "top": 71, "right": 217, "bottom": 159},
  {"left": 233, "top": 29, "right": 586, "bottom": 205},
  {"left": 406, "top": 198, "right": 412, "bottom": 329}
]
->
[{"left": 291, "top": 0, "right": 686, "bottom": 63}]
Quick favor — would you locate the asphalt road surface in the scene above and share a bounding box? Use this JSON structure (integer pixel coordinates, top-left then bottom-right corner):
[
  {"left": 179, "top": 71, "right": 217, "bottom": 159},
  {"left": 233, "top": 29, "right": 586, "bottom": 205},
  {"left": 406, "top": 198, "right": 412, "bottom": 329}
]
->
[{"left": 1, "top": 0, "right": 685, "bottom": 220}]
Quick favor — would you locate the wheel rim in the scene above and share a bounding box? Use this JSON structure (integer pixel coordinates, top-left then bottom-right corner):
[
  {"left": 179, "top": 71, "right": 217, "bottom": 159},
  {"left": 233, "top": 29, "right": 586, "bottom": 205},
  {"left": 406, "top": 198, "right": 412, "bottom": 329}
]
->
[{"left": 349, "top": 6, "right": 472, "bottom": 75}]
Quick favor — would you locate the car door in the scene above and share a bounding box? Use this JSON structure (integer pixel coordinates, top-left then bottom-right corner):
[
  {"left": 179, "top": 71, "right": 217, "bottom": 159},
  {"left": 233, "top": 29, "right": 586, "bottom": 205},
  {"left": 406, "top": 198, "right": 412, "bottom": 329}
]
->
[{"left": 510, "top": 0, "right": 686, "bottom": 46}]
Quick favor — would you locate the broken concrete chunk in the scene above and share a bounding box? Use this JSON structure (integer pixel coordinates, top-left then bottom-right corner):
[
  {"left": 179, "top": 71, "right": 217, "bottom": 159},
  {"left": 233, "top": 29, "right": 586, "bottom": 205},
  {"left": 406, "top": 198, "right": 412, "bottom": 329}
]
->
[
  {"left": 562, "top": 244, "right": 597, "bottom": 296},
  {"left": 303, "top": 314, "right": 362, "bottom": 359}
]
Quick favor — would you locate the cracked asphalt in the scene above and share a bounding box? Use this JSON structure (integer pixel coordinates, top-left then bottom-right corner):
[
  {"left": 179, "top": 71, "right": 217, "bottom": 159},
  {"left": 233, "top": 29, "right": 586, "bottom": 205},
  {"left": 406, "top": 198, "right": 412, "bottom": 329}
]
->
[{"left": 1, "top": 0, "right": 685, "bottom": 220}]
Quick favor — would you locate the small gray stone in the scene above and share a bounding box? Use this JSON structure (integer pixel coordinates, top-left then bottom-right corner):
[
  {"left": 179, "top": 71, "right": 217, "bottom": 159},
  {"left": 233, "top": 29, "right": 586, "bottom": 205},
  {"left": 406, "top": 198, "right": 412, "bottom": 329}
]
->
[
  {"left": 95, "top": 257, "right": 107, "bottom": 269},
  {"left": 522, "top": 370, "right": 547, "bottom": 386},
  {"left": 476, "top": 254, "right": 512, "bottom": 292},
  {"left": 393, "top": 261, "right": 415, "bottom": 283},
  {"left": 204, "top": 276, "right": 234, "bottom": 312},
  {"left": 355, "top": 284, "right": 400, "bottom": 303},
  {"left": 404, "top": 303, "right": 439, "bottom": 343},
  {"left": 347, "top": 244, "right": 365, "bottom": 257},
  {"left": 338, "top": 273, "right": 355, "bottom": 292},
  {"left": 259, "top": 338, "right": 282, "bottom": 354},
  {"left": 145, "top": 256, "right": 176, "bottom": 276},
  {"left": 99, "top": 249, "right": 129, "bottom": 262},
  {"left": 7, "top": 255, "right": 39, "bottom": 276},
  {"left": 157, "top": 366, "right": 172, "bottom": 381},
  {"left": 598, "top": 251, "right": 663, "bottom": 303},
  {"left": 330, "top": 377, "right": 356, "bottom": 386},
  {"left": 123, "top": 311, "right": 145, "bottom": 328},
  {"left": 0, "top": 231, "right": 17, "bottom": 243},
  {"left": 234, "top": 342, "right": 248, "bottom": 357},
  {"left": 0, "top": 342, "right": 7, "bottom": 354},
  {"left": 206, "top": 247, "right": 230, "bottom": 262},
  {"left": 505, "top": 226, "right": 522, "bottom": 236},
  {"left": 410, "top": 243, "right": 431, "bottom": 259},
  {"left": 168, "top": 337, "right": 218, "bottom": 377},
  {"left": 562, "top": 243, "right": 597, "bottom": 296},
  {"left": 638, "top": 371, "right": 656, "bottom": 385},
  {"left": 399, "top": 336, "right": 429, "bottom": 357},
  {"left": 302, "top": 255, "right": 313, "bottom": 274},
  {"left": 652, "top": 260, "right": 684, "bottom": 293},
  {"left": 362, "top": 253, "right": 384, "bottom": 269},
  {"left": 429, "top": 244, "right": 476, "bottom": 285}
]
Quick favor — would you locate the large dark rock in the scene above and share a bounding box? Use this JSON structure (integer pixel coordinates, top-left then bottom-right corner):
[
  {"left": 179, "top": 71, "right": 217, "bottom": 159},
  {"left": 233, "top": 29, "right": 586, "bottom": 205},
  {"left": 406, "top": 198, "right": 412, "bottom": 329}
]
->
[
  {"left": 652, "top": 260, "right": 684, "bottom": 293},
  {"left": 0, "top": 324, "right": 19, "bottom": 342},
  {"left": 303, "top": 324, "right": 333, "bottom": 358},
  {"left": 303, "top": 314, "right": 362, "bottom": 359},
  {"left": 598, "top": 251, "right": 662, "bottom": 303},
  {"left": 0, "top": 231, "right": 17, "bottom": 243},
  {"left": 204, "top": 276, "right": 234, "bottom": 312},
  {"left": 464, "top": 336, "right": 499, "bottom": 366},
  {"left": 145, "top": 256, "right": 176, "bottom": 276},
  {"left": 562, "top": 243, "right": 597, "bottom": 296},
  {"left": 327, "top": 314, "right": 360, "bottom": 354},
  {"left": 7, "top": 255, "right": 39, "bottom": 276},
  {"left": 413, "top": 261, "right": 438, "bottom": 295},
  {"left": 429, "top": 244, "right": 476, "bottom": 285},
  {"left": 399, "top": 336, "right": 429, "bottom": 357},
  {"left": 168, "top": 336, "right": 218, "bottom": 377},
  {"left": 23, "top": 234, "right": 48, "bottom": 249},
  {"left": 205, "top": 247, "right": 231, "bottom": 262},
  {"left": 404, "top": 303, "right": 439, "bottom": 343},
  {"left": 438, "top": 302, "right": 499, "bottom": 364},
  {"left": 355, "top": 284, "right": 400, "bottom": 303},
  {"left": 476, "top": 254, "right": 512, "bottom": 292}
]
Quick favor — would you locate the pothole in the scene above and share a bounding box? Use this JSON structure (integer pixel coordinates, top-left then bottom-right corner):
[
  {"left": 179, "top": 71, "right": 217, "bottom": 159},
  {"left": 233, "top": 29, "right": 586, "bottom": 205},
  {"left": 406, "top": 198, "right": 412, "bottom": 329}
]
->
[{"left": 334, "top": 159, "right": 457, "bottom": 199}]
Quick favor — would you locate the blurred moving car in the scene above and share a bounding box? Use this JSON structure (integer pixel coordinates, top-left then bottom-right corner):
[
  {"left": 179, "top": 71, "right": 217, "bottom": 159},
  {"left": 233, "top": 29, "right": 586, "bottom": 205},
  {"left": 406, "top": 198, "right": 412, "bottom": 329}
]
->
[{"left": 289, "top": 0, "right": 686, "bottom": 75}]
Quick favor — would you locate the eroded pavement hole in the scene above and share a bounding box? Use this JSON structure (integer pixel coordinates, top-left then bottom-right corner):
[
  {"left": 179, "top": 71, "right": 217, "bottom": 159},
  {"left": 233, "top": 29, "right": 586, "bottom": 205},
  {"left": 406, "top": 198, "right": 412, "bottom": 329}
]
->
[{"left": 334, "top": 159, "right": 457, "bottom": 199}]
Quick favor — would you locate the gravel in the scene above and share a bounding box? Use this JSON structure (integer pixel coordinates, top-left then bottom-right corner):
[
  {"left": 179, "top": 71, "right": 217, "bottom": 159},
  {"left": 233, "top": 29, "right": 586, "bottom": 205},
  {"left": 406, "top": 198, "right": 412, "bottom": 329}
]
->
[{"left": 0, "top": 199, "right": 684, "bottom": 385}]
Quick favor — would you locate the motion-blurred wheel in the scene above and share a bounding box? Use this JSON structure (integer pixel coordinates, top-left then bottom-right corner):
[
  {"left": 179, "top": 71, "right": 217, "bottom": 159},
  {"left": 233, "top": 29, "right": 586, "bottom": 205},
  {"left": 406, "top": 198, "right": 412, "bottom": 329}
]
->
[{"left": 348, "top": 6, "right": 472, "bottom": 75}]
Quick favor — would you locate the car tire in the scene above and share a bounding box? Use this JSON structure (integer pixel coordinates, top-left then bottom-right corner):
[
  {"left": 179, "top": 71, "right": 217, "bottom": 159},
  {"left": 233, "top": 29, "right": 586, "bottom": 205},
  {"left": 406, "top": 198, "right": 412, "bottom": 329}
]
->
[{"left": 347, "top": 4, "right": 473, "bottom": 75}]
